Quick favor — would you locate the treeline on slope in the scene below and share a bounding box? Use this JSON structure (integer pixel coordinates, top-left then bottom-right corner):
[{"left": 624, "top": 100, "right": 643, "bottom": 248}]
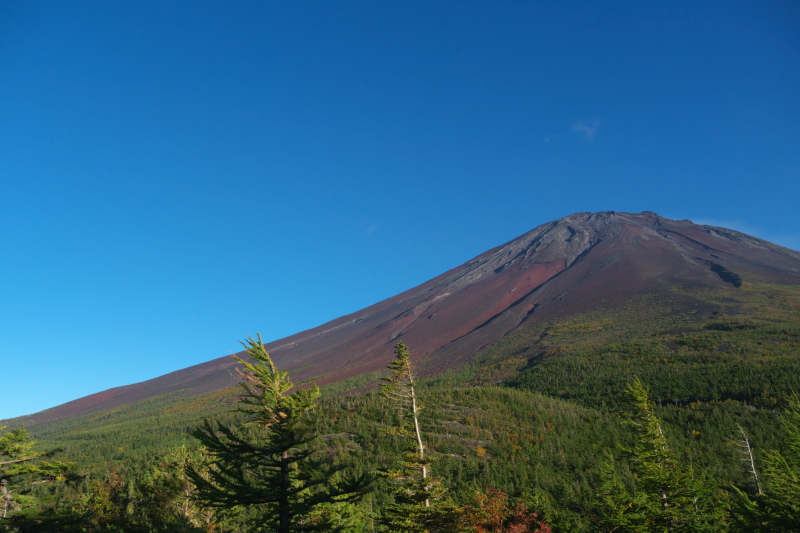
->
[
  {"left": 490, "top": 283, "right": 800, "bottom": 406},
  {"left": 2, "top": 281, "right": 798, "bottom": 532},
  {"left": 499, "top": 283, "right": 800, "bottom": 482}
]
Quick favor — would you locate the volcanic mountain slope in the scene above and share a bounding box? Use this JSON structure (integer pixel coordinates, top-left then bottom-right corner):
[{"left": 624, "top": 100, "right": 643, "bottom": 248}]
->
[{"left": 21, "top": 211, "right": 800, "bottom": 424}]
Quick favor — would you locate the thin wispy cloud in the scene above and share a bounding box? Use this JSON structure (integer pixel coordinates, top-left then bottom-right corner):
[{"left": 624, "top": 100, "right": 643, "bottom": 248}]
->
[
  {"left": 572, "top": 119, "right": 600, "bottom": 140},
  {"left": 365, "top": 224, "right": 378, "bottom": 237}
]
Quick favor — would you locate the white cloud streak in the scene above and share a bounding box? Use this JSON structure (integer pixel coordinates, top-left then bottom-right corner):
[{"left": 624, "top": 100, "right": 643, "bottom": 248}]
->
[{"left": 572, "top": 119, "right": 600, "bottom": 140}]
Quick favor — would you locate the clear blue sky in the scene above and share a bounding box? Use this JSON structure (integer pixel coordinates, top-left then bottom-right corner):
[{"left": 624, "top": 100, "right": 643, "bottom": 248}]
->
[{"left": 2, "top": 1, "right": 799, "bottom": 420}]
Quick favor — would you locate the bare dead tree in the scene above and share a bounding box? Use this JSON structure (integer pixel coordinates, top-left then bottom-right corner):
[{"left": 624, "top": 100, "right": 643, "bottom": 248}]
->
[{"left": 734, "top": 424, "right": 762, "bottom": 495}]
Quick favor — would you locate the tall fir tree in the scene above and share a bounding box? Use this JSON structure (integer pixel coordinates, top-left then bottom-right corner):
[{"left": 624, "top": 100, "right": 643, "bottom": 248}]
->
[
  {"left": 187, "top": 334, "right": 366, "bottom": 533},
  {"left": 378, "top": 342, "right": 459, "bottom": 532},
  {"left": 596, "top": 378, "right": 726, "bottom": 532}
]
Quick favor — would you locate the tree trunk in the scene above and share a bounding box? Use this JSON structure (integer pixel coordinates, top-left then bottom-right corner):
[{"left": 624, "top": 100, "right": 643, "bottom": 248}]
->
[
  {"left": 279, "top": 450, "right": 291, "bottom": 533},
  {"left": 1, "top": 479, "right": 17, "bottom": 519},
  {"left": 409, "top": 375, "right": 429, "bottom": 508}
]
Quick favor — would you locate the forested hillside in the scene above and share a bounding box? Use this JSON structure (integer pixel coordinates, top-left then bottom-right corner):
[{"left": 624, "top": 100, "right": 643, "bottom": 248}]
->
[{"left": 2, "top": 281, "right": 799, "bottom": 532}]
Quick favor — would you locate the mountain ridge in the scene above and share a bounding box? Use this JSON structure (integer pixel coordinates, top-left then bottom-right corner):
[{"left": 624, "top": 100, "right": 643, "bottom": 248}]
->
[{"left": 13, "top": 211, "right": 800, "bottom": 425}]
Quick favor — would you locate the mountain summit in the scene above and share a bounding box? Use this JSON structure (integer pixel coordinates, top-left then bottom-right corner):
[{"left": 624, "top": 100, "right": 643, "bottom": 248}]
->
[{"left": 23, "top": 211, "right": 800, "bottom": 423}]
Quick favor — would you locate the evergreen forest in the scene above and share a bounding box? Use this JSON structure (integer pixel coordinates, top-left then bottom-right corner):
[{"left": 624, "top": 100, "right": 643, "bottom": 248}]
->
[{"left": 2, "top": 281, "right": 800, "bottom": 532}]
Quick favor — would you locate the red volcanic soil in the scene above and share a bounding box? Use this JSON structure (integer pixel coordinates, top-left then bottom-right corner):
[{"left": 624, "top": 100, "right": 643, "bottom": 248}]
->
[{"left": 17, "top": 211, "right": 800, "bottom": 425}]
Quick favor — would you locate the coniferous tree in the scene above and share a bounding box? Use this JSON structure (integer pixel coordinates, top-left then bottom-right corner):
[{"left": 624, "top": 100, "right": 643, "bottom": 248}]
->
[
  {"left": 187, "top": 334, "right": 367, "bottom": 533},
  {"left": 731, "top": 394, "right": 800, "bottom": 532},
  {"left": 0, "top": 426, "right": 75, "bottom": 523},
  {"left": 378, "top": 342, "right": 458, "bottom": 532},
  {"left": 596, "top": 378, "right": 726, "bottom": 532}
]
